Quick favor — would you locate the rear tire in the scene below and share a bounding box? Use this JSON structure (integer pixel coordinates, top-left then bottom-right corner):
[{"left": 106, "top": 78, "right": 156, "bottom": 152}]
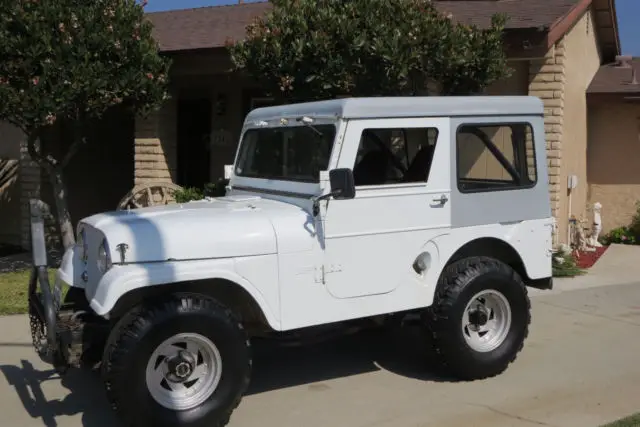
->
[
  {"left": 424, "top": 256, "right": 531, "bottom": 381},
  {"left": 102, "top": 294, "right": 251, "bottom": 427}
]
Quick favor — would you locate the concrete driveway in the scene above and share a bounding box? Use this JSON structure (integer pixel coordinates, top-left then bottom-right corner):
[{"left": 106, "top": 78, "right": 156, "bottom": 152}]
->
[{"left": 1, "top": 281, "right": 640, "bottom": 427}]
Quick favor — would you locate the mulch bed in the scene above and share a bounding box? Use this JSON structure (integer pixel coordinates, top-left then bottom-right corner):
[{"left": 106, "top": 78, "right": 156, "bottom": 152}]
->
[{"left": 572, "top": 245, "right": 609, "bottom": 269}]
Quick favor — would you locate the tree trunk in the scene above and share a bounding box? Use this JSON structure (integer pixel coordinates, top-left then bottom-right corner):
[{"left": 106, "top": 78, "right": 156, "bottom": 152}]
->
[{"left": 48, "top": 167, "right": 76, "bottom": 250}]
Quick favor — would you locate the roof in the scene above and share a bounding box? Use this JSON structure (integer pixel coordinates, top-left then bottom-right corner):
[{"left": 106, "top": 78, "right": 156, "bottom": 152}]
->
[
  {"left": 435, "top": 0, "right": 579, "bottom": 29},
  {"left": 244, "top": 96, "right": 544, "bottom": 123},
  {"left": 588, "top": 58, "right": 640, "bottom": 95},
  {"left": 148, "top": 2, "right": 271, "bottom": 52},
  {"left": 147, "top": 0, "right": 592, "bottom": 53}
]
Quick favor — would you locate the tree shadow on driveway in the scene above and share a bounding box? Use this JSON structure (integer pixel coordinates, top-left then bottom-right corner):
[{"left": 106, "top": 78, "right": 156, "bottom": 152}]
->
[
  {"left": 0, "top": 359, "right": 117, "bottom": 427},
  {"left": 0, "top": 325, "right": 455, "bottom": 426}
]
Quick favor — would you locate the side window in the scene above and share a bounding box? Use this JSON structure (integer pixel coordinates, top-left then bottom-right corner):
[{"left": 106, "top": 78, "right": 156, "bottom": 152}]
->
[
  {"left": 353, "top": 127, "right": 439, "bottom": 187},
  {"left": 456, "top": 123, "right": 537, "bottom": 193}
]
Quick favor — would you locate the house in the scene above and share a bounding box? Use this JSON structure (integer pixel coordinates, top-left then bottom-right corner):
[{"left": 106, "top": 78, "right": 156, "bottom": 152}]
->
[{"left": 0, "top": 0, "right": 630, "bottom": 251}]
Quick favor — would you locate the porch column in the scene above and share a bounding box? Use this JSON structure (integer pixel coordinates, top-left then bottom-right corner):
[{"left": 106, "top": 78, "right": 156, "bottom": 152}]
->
[
  {"left": 528, "top": 39, "right": 567, "bottom": 242},
  {"left": 134, "top": 96, "right": 178, "bottom": 185}
]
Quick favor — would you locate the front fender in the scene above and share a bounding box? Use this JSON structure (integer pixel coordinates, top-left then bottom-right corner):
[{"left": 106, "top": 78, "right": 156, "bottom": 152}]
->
[{"left": 86, "top": 257, "right": 281, "bottom": 330}]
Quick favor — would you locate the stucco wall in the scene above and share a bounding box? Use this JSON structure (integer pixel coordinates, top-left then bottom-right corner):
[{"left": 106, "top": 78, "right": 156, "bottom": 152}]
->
[
  {"left": 588, "top": 102, "right": 640, "bottom": 233},
  {"left": 558, "top": 9, "right": 602, "bottom": 241},
  {"left": 486, "top": 60, "right": 530, "bottom": 96}
]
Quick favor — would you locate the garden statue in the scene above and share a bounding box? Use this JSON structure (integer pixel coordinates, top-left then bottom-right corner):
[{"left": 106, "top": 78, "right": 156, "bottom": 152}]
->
[
  {"left": 589, "top": 202, "right": 603, "bottom": 248},
  {"left": 573, "top": 216, "right": 593, "bottom": 253}
]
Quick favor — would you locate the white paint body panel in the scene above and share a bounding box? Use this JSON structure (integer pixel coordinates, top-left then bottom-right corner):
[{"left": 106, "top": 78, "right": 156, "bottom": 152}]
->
[{"left": 57, "top": 96, "right": 553, "bottom": 332}]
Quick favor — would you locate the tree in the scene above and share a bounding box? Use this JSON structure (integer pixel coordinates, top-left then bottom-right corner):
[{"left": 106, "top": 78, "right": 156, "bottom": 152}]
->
[
  {"left": 228, "top": 0, "right": 510, "bottom": 101},
  {"left": 0, "top": 0, "right": 171, "bottom": 249}
]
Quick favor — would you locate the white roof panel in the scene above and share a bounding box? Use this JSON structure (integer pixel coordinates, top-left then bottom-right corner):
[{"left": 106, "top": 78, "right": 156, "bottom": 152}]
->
[{"left": 245, "top": 96, "right": 544, "bottom": 122}]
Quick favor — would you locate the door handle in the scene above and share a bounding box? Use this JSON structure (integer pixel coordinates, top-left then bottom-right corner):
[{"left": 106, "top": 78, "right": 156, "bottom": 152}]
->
[{"left": 432, "top": 194, "right": 449, "bottom": 205}]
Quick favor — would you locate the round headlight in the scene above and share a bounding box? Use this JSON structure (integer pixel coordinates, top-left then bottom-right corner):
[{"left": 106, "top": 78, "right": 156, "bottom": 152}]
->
[{"left": 97, "top": 239, "right": 112, "bottom": 273}]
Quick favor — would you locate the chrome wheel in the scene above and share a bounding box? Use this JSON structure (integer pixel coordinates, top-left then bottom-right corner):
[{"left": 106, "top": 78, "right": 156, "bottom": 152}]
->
[
  {"left": 462, "top": 289, "right": 512, "bottom": 353},
  {"left": 145, "top": 333, "right": 222, "bottom": 411}
]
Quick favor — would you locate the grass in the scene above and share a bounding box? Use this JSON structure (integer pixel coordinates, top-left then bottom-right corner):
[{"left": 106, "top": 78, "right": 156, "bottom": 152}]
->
[
  {"left": 603, "top": 413, "right": 640, "bottom": 427},
  {"left": 0, "top": 269, "right": 58, "bottom": 315}
]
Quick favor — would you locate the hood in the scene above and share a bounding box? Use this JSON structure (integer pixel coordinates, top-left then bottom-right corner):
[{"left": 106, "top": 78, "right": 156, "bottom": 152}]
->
[{"left": 81, "top": 195, "right": 278, "bottom": 264}]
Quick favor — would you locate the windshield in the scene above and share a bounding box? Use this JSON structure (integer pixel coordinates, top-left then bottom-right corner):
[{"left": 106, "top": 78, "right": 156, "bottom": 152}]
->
[{"left": 235, "top": 124, "right": 337, "bottom": 183}]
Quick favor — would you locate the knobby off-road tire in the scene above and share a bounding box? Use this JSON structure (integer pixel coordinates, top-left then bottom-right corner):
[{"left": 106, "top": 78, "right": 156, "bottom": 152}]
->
[
  {"left": 101, "top": 294, "right": 251, "bottom": 427},
  {"left": 424, "top": 256, "right": 531, "bottom": 381}
]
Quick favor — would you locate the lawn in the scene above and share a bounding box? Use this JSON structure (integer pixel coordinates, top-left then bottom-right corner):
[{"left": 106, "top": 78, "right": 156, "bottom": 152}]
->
[
  {"left": 603, "top": 413, "right": 640, "bottom": 427},
  {"left": 0, "top": 269, "right": 57, "bottom": 315}
]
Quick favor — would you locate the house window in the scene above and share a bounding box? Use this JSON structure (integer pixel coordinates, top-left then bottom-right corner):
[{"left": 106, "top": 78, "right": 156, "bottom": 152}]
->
[
  {"left": 352, "top": 127, "right": 439, "bottom": 187},
  {"left": 456, "top": 123, "right": 537, "bottom": 193}
]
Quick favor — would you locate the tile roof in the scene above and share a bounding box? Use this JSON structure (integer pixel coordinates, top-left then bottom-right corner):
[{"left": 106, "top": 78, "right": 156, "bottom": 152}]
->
[
  {"left": 588, "top": 58, "right": 640, "bottom": 95},
  {"left": 147, "top": 0, "right": 582, "bottom": 53}
]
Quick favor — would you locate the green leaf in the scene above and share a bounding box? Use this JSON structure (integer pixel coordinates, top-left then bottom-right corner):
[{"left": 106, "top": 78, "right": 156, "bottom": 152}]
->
[{"left": 226, "top": 0, "right": 509, "bottom": 100}]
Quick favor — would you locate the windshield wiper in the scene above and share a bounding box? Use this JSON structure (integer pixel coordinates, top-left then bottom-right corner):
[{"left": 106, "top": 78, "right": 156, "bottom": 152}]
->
[{"left": 296, "top": 116, "right": 323, "bottom": 137}]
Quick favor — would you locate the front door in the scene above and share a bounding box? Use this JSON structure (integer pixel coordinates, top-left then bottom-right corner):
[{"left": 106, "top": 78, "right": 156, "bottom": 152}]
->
[
  {"left": 177, "top": 98, "right": 212, "bottom": 189},
  {"left": 322, "top": 118, "right": 451, "bottom": 299}
]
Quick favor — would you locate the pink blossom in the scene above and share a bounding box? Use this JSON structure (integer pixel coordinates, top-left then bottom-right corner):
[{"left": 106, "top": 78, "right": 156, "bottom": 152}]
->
[
  {"left": 142, "top": 0, "right": 148, "bottom": 7},
  {"left": 45, "top": 113, "right": 56, "bottom": 125},
  {"left": 32, "top": 77, "right": 39, "bottom": 85},
  {"left": 146, "top": 73, "right": 154, "bottom": 80},
  {"left": 59, "top": 23, "right": 65, "bottom": 32}
]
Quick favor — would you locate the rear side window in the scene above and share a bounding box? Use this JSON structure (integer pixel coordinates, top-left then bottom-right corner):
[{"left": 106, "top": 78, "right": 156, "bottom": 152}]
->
[{"left": 456, "top": 123, "right": 536, "bottom": 193}]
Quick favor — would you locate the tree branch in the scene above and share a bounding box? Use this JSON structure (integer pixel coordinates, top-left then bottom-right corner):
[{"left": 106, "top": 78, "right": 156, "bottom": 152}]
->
[
  {"left": 61, "top": 135, "right": 87, "bottom": 169},
  {"left": 26, "top": 130, "right": 56, "bottom": 173},
  {"left": 61, "top": 121, "right": 87, "bottom": 169}
]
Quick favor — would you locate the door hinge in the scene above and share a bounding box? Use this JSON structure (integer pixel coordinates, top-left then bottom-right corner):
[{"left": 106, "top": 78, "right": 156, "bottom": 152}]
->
[{"left": 315, "top": 264, "right": 343, "bottom": 284}]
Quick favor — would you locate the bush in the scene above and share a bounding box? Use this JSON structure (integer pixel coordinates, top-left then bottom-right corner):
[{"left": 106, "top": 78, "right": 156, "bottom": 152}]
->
[
  {"left": 173, "top": 187, "right": 203, "bottom": 203},
  {"left": 601, "top": 226, "right": 636, "bottom": 245},
  {"left": 173, "top": 179, "right": 230, "bottom": 203},
  {"left": 629, "top": 201, "right": 640, "bottom": 239},
  {"left": 552, "top": 248, "right": 586, "bottom": 278}
]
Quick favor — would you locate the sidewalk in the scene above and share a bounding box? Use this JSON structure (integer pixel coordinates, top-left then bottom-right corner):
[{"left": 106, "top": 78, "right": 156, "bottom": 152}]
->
[{"left": 532, "top": 243, "right": 640, "bottom": 297}]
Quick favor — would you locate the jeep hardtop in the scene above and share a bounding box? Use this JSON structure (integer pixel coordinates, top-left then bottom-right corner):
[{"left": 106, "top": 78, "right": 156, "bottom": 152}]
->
[{"left": 27, "top": 96, "right": 553, "bottom": 427}]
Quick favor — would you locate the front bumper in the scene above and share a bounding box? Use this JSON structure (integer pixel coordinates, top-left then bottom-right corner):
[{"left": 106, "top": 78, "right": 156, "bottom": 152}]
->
[
  {"left": 28, "top": 264, "right": 109, "bottom": 373},
  {"left": 26, "top": 200, "right": 108, "bottom": 373},
  {"left": 27, "top": 265, "right": 69, "bottom": 372}
]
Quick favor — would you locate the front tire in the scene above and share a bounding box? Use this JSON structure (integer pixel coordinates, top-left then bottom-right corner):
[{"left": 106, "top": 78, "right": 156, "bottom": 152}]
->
[
  {"left": 425, "top": 256, "right": 531, "bottom": 381},
  {"left": 102, "top": 294, "right": 251, "bottom": 427}
]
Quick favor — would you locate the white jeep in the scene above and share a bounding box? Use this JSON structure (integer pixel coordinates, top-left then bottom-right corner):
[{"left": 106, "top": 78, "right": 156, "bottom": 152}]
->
[{"left": 28, "top": 96, "right": 553, "bottom": 427}]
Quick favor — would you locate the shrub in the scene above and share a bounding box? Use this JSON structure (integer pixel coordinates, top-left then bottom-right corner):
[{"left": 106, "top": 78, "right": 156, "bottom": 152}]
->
[
  {"left": 629, "top": 201, "right": 640, "bottom": 239},
  {"left": 173, "top": 187, "right": 203, "bottom": 203},
  {"left": 173, "top": 179, "right": 230, "bottom": 203},
  {"left": 601, "top": 226, "right": 636, "bottom": 245},
  {"left": 552, "top": 248, "right": 586, "bottom": 278}
]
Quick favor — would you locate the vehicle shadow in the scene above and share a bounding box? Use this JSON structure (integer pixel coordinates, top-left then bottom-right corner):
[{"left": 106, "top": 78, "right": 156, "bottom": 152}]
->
[
  {"left": 247, "top": 324, "right": 454, "bottom": 396},
  {"left": 0, "top": 325, "right": 455, "bottom": 427}
]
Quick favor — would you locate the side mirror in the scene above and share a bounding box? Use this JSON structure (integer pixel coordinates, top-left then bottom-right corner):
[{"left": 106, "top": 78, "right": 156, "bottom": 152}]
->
[{"left": 329, "top": 168, "right": 356, "bottom": 200}]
